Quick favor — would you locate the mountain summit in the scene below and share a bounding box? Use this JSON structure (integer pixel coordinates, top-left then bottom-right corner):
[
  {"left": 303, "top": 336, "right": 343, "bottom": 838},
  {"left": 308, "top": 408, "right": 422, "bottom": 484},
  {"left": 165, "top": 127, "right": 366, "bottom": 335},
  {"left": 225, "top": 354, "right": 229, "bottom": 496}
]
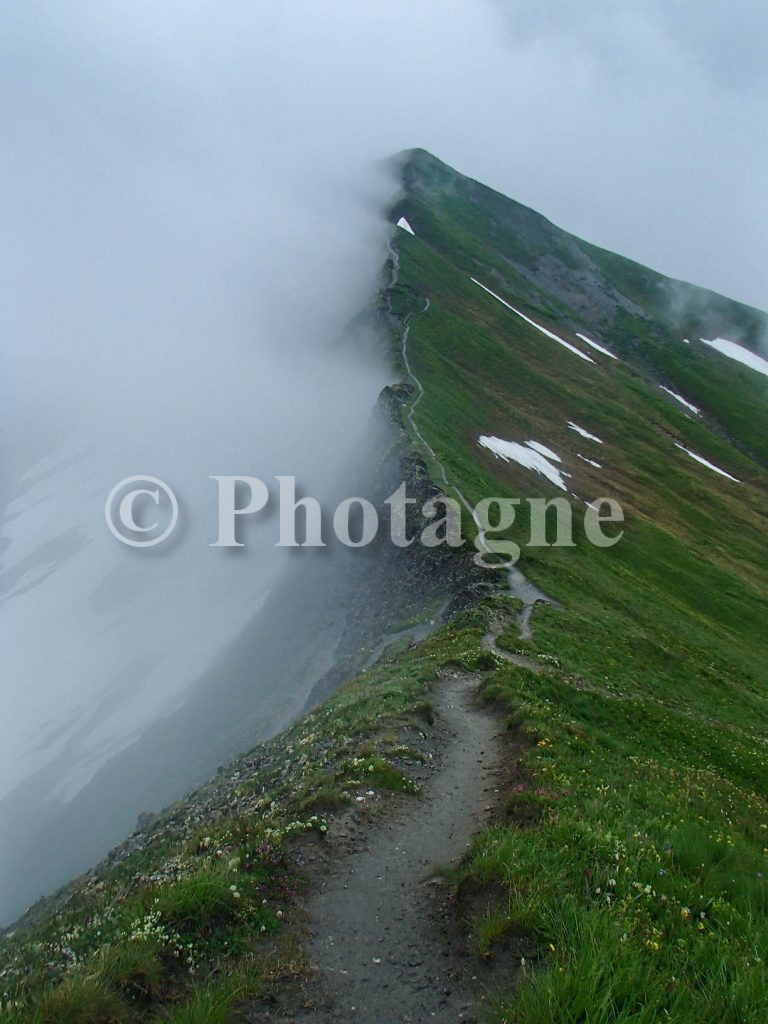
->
[{"left": 395, "top": 147, "right": 767, "bottom": 462}]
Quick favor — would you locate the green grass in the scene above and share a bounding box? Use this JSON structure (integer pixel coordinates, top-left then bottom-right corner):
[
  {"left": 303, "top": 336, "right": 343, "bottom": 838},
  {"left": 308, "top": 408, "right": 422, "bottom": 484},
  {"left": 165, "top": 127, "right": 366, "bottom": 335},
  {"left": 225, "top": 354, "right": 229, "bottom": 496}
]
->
[
  {"left": 462, "top": 622, "right": 768, "bottom": 1022},
  {"left": 34, "top": 974, "right": 129, "bottom": 1024},
  {"left": 152, "top": 872, "right": 243, "bottom": 936},
  {"left": 0, "top": 613, "right": 491, "bottom": 1021},
  {"left": 152, "top": 977, "right": 244, "bottom": 1024},
  {"left": 389, "top": 150, "right": 768, "bottom": 1020},
  {"left": 96, "top": 940, "right": 165, "bottom": 1003},
  {"left": 3, "top": 148, "right": 767, "bottom": 1021}
]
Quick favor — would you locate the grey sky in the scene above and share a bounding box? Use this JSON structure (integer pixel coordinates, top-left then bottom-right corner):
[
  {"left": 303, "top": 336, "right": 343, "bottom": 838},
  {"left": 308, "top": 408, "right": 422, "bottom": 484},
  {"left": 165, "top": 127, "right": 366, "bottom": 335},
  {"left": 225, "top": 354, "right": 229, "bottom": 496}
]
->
[{"left": 3, "top": 2, "right": 765, "bottom": 308}]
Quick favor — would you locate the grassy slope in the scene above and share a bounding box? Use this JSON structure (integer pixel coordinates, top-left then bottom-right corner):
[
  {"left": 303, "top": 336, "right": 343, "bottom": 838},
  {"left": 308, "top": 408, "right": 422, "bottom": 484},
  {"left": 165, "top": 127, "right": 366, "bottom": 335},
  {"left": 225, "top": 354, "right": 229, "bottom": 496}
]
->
[
  {"left": 0, "top": 614, "right": 492, "bottom": 1022},
  {"left": 400, "top": 147, "right": 768, "bottom": 468},
  {"left": 391, "top": 151, "right": 768, "bottom": 1021},
  {"left": 3, "top": 150, "right": 767, "bottom": 1023}
]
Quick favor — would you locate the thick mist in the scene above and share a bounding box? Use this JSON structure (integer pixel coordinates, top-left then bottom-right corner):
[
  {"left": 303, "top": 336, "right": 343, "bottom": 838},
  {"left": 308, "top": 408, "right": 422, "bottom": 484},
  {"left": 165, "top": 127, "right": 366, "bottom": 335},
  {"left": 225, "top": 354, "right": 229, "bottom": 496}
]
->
[
  {"left": 2, "top": 1, "right": 766, "bottom": 923},
  {"left": 1, "top": 3, "right": 398, "bottom": 922}
]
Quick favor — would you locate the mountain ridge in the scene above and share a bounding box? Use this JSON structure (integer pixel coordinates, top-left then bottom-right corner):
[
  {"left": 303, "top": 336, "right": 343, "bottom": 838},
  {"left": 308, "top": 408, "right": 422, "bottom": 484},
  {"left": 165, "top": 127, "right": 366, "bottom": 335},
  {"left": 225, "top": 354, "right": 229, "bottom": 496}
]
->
[
  {"left": 398, "top": 146, "right": 768, "bottom": 350},
  {"left": 2, "top": 149, "right": 767, "bottom": 1023}
]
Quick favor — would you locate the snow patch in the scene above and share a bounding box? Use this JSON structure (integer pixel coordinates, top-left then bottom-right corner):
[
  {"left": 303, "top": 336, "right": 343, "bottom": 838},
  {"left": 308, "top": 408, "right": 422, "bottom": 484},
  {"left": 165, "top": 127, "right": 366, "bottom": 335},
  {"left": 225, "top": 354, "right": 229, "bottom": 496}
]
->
[
  {"left": 699, "top": 337, "right": 768, "bottom": 379},
  {"left": 575, "top": 332, "right": 618, "bottom": 360},
  {"left": 479, "top": 435, "right": 567, "bottom": 491},
  {"left": 674, "top": 443, "right": 740, "bottom": 483},
  {"left": 396, "top": 216, "right": 414, "bottom": 236},
  {"left": 525, "top": 440, "right": 561, "bottom": 462},
  {"left": 577, "top": 454, "right": 602, "bottom": 468},
  {"left": 567, "top": 421, "right": 603, "bottom": 444},
  {"left": 471, "top": 278, "right": 595, "bottom": 364},
  {"left": 659, "top": 386, "right": 700, "bottom": 414},
  {"left": 682, "top": 338, "right": 691, "bottom": 344}
]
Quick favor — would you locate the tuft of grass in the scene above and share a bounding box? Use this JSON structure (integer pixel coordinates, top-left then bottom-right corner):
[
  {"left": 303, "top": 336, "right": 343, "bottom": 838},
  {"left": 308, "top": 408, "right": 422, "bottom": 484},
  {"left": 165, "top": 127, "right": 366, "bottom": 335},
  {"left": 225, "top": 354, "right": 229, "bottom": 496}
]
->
[
  {"left": 411, "top": 699, "right": 436, "bottom": 725},
  {"left": 298, "top": 781, "right": 350, "bottom": 814},
  {"left": 348, "top": 755, "right": 419, "bottom": 793},
  {"left": 154, "top": 872, "right": 240, "bottom": 936},
  {"left": 95, "top": 939, "right": 165, "bottom": 1001},
  {"left": 34, "top": 973, "right": 128, "bottom": 1024},
  {"left": 473, "top": 908, "right": 514, "bottom": 958},
  {"left": 153, "top": 980, "right": 240, "bottom": 1024}
]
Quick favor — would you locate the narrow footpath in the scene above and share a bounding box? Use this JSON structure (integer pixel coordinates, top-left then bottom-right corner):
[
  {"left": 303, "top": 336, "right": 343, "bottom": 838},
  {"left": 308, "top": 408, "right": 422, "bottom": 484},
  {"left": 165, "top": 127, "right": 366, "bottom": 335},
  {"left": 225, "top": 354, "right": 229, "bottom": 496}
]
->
[{"left": 296, "top": 672, "right": 504, "bottom": 1023}]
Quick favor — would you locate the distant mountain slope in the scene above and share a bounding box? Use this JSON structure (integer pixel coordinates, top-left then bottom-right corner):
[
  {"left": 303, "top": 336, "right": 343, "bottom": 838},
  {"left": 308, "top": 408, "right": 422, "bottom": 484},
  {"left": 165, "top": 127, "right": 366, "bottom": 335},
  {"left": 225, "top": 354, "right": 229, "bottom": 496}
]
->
[
  {"left": 385, "top": 148, "right": 768, "bottom": 1021},
  {"left": 390, "top": 148, "right": 768, "bottom": 615},
  {"left": 397, "top": 148, "right": 768, "bottom": 467}
]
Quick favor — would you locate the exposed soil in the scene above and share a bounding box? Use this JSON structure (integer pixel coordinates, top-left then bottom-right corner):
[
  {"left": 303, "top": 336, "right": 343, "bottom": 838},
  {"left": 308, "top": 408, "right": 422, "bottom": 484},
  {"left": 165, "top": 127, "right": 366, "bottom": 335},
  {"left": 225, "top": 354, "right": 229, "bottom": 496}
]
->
[
  {"left": 481, "top": 609, "right": 543, "bottom": 673},
  {"left": 249, "top": 663, "right": 532, "bottom": 1023}
]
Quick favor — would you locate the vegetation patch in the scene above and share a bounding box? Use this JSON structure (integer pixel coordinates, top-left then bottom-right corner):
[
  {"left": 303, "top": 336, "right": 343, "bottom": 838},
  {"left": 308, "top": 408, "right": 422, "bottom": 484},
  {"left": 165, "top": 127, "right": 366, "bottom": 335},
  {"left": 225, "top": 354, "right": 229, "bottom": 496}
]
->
[{"left": 0, "top": 614, "right": 490, "bottom": 1021}]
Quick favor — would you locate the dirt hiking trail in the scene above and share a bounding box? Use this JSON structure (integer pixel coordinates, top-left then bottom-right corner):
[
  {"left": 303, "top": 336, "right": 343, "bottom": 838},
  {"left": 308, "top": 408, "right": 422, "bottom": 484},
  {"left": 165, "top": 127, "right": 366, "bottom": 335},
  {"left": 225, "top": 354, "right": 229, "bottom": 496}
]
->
[{"left": 247, "top": 660, "right": 527, "bottom": 1024}]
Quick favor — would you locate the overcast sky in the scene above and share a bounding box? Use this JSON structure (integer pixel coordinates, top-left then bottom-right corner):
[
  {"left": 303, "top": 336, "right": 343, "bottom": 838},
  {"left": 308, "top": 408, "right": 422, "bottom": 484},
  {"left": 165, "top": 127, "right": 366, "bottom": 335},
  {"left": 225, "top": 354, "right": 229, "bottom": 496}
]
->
[
  {"left": 0, "top": 0, "right": 766, "bottom": 920},
  {"left": 3, "top": 1, "right": 766, "bottom": 312}
]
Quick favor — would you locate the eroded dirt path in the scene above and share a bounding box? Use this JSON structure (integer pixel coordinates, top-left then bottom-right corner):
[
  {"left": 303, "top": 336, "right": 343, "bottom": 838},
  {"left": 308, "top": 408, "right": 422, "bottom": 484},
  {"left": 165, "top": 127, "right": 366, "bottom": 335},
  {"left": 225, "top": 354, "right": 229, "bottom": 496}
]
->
[
  {"left": 482, "top": 610, "right": 543, "bottom": 672},
  {"left": 291, "top": 674, "right": 505, "bottom": 1023},
  {"left": 254, "top": 242, "right": 557, "bottom": 1020}
]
